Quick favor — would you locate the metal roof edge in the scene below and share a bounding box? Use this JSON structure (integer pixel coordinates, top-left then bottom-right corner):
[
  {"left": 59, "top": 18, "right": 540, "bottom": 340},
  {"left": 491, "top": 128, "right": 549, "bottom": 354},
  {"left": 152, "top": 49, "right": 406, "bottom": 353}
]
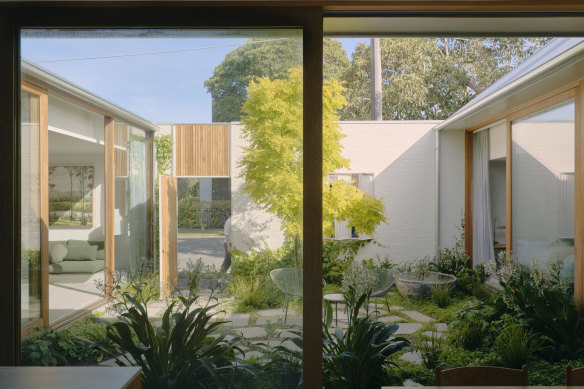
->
[
  {"left": 435, "top": 39, "right": 584, "bottom": 131},
  {"left": 22, "top": 59, "right": 160, "bottom": 133}
]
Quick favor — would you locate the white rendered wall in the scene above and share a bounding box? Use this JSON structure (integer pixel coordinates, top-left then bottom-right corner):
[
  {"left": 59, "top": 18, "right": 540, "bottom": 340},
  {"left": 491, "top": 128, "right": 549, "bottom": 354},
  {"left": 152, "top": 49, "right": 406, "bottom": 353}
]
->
[
  {"left": 438, "top": 129, "right": 465, "bottom": 250},
  {"left": 230, "top": 123, "right": 286, "bottom": 251},
  {"left": 338, "top": 121, "right": 441, "bottom": 264},
  {"left": 48, "top": 95, "right": 105, "bottom": 144}
]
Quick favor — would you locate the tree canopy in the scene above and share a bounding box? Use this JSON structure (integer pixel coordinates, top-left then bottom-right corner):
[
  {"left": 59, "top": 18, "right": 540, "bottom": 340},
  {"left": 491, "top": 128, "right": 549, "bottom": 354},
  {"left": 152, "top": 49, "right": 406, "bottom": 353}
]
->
[
  {"left": 340, "top": 38, "right": 551, "bottom": 120},
  {"left": 206, "top": 37, "right": 550, "bottom": 122},
  {"left": 205, "top": 38, "right": 348, "bottom": 122},
  {"left": 238, "top": 67, "right": 386, "bottom": 239}
]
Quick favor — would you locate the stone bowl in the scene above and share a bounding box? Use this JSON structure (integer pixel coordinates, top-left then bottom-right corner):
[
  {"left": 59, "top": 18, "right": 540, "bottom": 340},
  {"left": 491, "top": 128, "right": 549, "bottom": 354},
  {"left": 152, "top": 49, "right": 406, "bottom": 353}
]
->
[{"left": 395, "top": 271, "right": 456, "bottom": 299}]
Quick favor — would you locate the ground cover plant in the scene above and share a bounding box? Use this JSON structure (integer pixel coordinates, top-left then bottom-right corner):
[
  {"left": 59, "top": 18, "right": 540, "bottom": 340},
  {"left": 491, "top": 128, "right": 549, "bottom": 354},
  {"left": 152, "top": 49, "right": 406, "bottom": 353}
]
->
[{"left": 21, "top": 326, "right": 100, "bottom": 366}]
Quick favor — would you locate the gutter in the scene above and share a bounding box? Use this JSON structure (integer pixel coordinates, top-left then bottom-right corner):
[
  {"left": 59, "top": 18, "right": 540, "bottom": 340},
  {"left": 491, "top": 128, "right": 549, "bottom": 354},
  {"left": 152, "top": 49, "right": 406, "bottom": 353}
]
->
[
  {"left": 435, "top": 40, "right": 584, "bottom": 131},
  {"left": 22, "top": 59, "right": 159, "bottom": 133}
]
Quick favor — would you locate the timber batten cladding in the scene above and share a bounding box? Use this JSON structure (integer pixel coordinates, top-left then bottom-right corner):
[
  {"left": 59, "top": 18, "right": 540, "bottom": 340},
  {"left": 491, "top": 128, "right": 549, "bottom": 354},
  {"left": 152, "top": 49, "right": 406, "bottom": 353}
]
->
[{"left": 175, "top": 124, "right": 229, "bottom": 177}]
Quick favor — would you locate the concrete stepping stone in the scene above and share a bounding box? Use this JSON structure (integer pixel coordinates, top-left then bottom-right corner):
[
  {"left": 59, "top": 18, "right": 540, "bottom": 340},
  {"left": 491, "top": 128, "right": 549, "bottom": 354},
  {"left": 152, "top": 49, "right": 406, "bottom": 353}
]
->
[
  {"left": 378, "top": 315, "right": 406, "bottom": 323},
  {"left": 237, "top": 326, "right": 267, "bottom": 338},
  {"left": 399, "top": 351, "right": 422, "bottom": 365},
  {"left": 283, "top": 317, "right": 303, "bottom": 326},
  {"left": 275, "top": 329, "right": 301, "bottom": 338},
  {"left": 390, "top": 305, "right": 404, "bottom": 311},
  {"left": 394, "top": 322, "right": 422, "bottom": 334},
  {"left": 422, "top": 331, "right": 444, "bottom": 338},
  {"left": 255, "top": 317, "right": 277, "bottom": 325},
  {"left": 402, "top": 310, "right": 434, "bottom": 323},
  {"left": 222, "top": 313, "right": 250, "bottom": 326},
  {"left": 435, "top": 322, "right": 448, "bottom": 332},
  {"left": 256, "top": 308, "right": 284, "bottom": 317}
]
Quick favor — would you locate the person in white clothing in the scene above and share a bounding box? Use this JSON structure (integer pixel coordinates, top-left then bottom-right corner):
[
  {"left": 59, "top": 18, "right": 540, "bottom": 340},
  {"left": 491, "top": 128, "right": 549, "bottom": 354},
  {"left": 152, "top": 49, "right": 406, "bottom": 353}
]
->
[{"left": 221, "top": 216, "right": 232, "bottom": 273}]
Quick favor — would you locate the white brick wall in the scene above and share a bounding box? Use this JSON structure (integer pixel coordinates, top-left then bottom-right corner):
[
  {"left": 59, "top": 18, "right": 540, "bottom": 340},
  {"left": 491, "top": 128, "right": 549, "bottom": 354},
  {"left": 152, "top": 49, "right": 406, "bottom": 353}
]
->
[
  {"left": 438, "top": 129, "right": 465, "bottom": 250},
  {"left": 229, "top": 120, "right": 469, "bottom": 267},
  {"left": 337, "top": 121, "right": 441, "bottom": 264}
]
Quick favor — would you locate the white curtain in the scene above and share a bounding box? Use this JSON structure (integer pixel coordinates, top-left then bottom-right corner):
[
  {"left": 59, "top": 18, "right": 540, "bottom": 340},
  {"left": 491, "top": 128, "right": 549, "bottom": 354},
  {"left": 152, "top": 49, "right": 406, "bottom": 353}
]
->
[
  {"left": 472, "top": 130, "right": 495, "bottom": 266},
  {"left": 128, "top": 131, "right": 148, "bottom": 272}
]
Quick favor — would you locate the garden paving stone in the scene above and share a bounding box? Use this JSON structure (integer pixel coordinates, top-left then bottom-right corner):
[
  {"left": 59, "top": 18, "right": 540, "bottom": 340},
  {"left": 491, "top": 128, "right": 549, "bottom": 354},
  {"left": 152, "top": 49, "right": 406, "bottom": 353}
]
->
[
  {"left": 275, "top": 329, "right": 301, "bottom": 338},
  {"left": 237, "top": 326, "right": 267, "bottom": 338},
  {"left": 222, "top": 313, "right": 250, "bottom": 326},
  {"left": 399, "top": 351, "right": 422, "bottom": 365},
  {"left": 389, "top": 305, "right": 404, "bottom": 311},
  {"left": 255, "top": 317, "right": 279, "bottom": 325},
  {"left": 378, "top": 315, "right": 406, "bottom": 323},
  {"left": 256, "top": 308, "right": 285, "bottom": 317},
  {"left": 435, "top": 322, "right": 448, "bottom": 332},
  {"left": 422, "top": 330, "right": 444, "bottom": 338},
  {"left": 402, "top": 310, "right": 434, "bottom": 322},
  {"left": 393, "top": 322, "right": 423, "bottom": 334},
  {"left": 283, "top": 317, "right": 303, "bottom": 326}
]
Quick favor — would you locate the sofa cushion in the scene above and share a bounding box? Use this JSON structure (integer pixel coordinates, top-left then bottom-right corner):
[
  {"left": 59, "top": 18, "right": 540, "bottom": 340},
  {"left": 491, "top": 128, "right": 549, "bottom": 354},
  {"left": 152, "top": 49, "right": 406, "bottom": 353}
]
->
[
  {"left": 68, "top": 239, "right": 91, "bottom": 247},
  {"left": 49, "top": 259, "right": 105, "bottom": 274},
  {"left": 50, "top": 244, "right": 68, "bottom": 264},
  {"left": 96, "top": 249, "right": 105, "bottom": 261},
  {"left": 64, "top": 245, "right": 98, "bottom": 261},
  {"left": 48, "top": 240, "right": 68, "bottom": 254}
]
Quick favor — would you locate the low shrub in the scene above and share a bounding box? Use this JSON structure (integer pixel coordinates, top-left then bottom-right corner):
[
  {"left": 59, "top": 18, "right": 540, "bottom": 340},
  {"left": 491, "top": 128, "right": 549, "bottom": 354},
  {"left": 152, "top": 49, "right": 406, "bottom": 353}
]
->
[
  {"left": 430, "top": 219, "right": 469, "bottom": 277},
  {"left": 322, "top": 239, "right": 365, "bottom": 284},
  {"left": 449, "top": 300, "right": 498, "bottom": 350},
  {"left": 229, "top": 242, "right": 295, "bottom": 310},
  {"left": 432, "top": 284, "right": 452, "bottom": 308},
  {"left": 21, "top": 326, "right": 98, "bottom": 366},
  {"left": 487, "top": 253, "right": 581, "bottom": 356},
  {"left": 494, "top": 323, "right": 541, "bottom": 369}
]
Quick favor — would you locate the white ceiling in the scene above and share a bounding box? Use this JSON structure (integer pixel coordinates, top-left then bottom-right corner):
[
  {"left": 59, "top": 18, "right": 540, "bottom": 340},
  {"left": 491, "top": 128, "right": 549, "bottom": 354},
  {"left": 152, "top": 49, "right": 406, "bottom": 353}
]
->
[{"left": 49, "top": 130, "right": 104, "bottom": 156}]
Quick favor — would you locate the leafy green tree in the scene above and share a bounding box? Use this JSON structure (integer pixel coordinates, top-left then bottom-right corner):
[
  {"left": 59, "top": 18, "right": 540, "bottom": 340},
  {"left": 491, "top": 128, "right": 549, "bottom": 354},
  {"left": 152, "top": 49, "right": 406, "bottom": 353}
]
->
[
  {"left": 341, "top": 37, "right": 551, "bottom": 120},
  {"left": 238, "top": 67, "right": 386, "bottom": 267},
  {"left": 205, "top": 38, "right": 349, "bottom": 122},
  {"left": 154, "top": 134, "right": 173, "bottom": 176}
]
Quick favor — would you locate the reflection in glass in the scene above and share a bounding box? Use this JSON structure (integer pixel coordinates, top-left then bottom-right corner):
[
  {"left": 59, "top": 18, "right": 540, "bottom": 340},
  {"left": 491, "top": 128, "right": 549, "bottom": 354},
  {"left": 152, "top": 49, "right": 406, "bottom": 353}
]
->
[
  {"left": 21, "top": 90, "right": 42, "bottom": 324},
  {"left": 511, "top": 100, "right": 575, "bottom": 280},
  {"left": 115, "top": 122, "right": 153, "bottom": 273}
]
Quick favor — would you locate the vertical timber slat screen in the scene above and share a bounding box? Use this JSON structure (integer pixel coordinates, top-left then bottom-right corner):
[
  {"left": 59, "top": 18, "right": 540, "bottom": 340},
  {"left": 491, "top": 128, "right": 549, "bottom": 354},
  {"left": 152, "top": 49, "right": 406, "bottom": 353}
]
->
[{"left": 176, "top": 124, "right": 229, "bottom": 176}]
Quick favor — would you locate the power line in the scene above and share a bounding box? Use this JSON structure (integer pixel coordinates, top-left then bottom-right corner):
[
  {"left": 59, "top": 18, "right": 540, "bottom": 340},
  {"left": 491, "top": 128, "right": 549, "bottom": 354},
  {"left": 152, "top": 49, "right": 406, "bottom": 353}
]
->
[{"left": 35, "top": 38, "right": 288, "bottom": 63}]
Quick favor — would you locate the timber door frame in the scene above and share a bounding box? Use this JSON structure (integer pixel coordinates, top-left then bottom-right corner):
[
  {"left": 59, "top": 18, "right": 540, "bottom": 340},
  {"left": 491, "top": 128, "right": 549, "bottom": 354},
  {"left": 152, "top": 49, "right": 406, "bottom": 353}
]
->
[
  {"left": 159, "top": 175, "right": 178, "bottom": 299},
  {"left": 20, "top": 81, "right": 49, "bottom": 336}
]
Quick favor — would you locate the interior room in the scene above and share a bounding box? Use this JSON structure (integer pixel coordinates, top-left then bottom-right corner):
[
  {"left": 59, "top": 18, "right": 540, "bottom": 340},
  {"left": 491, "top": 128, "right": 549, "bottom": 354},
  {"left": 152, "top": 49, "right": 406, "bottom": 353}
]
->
[{"left": 47, "top": 95, "right": 106, "bottom": 324}]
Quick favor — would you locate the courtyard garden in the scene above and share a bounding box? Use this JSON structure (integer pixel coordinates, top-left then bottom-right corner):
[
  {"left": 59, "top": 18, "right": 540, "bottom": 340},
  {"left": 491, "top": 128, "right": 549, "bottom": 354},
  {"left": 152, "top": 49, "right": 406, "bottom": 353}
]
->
[{"left": 21, "top": 226, "right": 584, "bottom": 388}]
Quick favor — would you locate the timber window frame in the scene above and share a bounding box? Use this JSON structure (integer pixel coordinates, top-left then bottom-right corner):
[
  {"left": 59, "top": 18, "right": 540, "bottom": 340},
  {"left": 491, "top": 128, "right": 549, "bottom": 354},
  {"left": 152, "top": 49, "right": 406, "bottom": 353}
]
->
[
  {"left": 464, "top": 84, "right": 584, "bottom": 302},
  {"left": 2, "top": 4, "right": 584, "bottom": 389}
]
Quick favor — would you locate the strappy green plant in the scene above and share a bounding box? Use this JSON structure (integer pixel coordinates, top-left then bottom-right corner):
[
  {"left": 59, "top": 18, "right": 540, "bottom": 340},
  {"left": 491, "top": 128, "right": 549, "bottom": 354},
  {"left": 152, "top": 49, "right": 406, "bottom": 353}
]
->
[
  {"left": 92, "top": 293, "right": 253, "bottom": 389},
  {"left": 322, "top": 287, "right": 410, "bottom": 388}
]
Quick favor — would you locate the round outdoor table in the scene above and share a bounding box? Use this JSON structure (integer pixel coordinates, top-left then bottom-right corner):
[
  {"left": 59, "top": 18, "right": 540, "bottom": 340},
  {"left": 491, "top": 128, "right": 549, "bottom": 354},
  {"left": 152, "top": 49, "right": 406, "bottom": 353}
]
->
[{"left": 323, "top": 293, "right": 344, "bottom": 327}]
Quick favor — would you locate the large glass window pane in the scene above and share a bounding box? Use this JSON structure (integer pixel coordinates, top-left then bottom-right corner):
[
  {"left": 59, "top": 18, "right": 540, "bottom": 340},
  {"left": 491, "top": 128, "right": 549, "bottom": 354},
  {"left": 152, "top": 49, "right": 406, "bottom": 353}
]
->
[
  {"left": 21, "top": 89, "right": 42, "bottom": 325},
  {"left": 115, "top": 122, "right": 153, "bottom": 273},
  {"left": 511, "top": 100, "right": 575, "bottom": 279}
]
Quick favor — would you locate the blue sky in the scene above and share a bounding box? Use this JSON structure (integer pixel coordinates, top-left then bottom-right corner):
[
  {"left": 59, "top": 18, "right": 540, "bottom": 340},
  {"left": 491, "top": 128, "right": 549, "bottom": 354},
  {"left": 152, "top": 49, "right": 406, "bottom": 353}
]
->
[{"left": 22, "top": 36, "right": 366, "bottom": 123}]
